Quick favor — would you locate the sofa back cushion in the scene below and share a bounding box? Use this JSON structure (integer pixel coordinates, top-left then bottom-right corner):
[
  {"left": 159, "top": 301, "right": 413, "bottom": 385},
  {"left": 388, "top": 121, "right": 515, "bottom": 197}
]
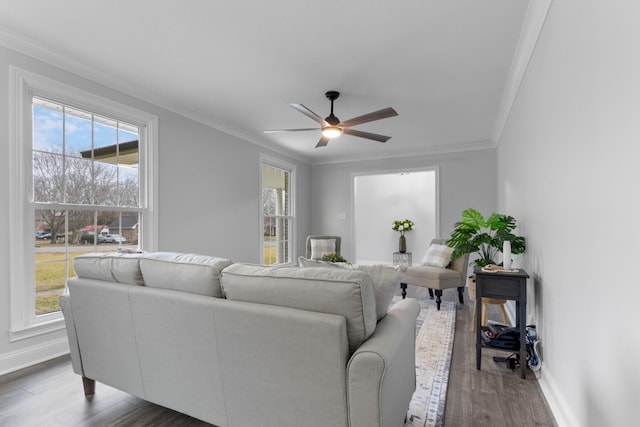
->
[
  {"left": 140, "top": 252, "right": 233, "bottom": 297},
  {"left": 221, "top": 263, "right": 377, "bottom": 354},
  {"left": 73, "top": 252, "right": 144, "bottom": 286},
  {"left": 298, "top": 257, "right": 400, "bottom": 321}
]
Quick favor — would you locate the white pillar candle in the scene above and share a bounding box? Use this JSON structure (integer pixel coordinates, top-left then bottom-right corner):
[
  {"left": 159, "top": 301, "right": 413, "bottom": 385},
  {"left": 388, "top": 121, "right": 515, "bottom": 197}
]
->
[{"left": 503, "top": 240, "right": 512, "bottom": 270}]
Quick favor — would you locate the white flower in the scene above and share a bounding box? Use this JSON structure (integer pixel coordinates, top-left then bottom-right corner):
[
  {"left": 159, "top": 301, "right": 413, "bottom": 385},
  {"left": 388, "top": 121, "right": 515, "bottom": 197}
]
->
[
  {"left": 398, "top": 225, "right": 404, "bottom": 231},
  {"left": 404, "top": 222, "right": 409, "bottom": 228}
]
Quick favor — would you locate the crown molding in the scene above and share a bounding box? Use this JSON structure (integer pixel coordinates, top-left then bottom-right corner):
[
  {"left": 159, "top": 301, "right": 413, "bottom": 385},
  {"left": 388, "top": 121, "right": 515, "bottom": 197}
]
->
[{"left": 310, "top": 139, "right": 496, "bottom": 166}]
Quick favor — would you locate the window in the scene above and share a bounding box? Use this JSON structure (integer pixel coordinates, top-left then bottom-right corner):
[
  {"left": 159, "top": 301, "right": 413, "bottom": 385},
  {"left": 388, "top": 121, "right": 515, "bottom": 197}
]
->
[
  {"left": 9, "top": 67, "right": 157, "bottom": 339},
  {"left": 261, "top": 156, "right": 295, "bottom": 265}
]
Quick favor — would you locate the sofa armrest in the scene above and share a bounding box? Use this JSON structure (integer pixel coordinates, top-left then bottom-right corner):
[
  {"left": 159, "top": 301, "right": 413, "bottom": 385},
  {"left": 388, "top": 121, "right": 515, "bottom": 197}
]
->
[
  {"left": 59, "top": 294, "right": 84, "bottom": 376},
  {"left": 346, "top": 298, "right": 420, "bottom": 427}
]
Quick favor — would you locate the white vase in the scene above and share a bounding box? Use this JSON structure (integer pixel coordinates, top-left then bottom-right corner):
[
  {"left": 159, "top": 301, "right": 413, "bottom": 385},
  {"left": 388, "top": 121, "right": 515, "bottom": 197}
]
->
[{"left": 503, "top": 240, "right": 512, "bottom": 270}]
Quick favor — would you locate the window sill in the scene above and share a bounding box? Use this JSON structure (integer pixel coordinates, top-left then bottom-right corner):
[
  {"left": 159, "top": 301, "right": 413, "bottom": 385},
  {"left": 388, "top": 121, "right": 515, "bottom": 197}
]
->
[{"left": 10, "top": 316, "right": 66, "bottom": 342}]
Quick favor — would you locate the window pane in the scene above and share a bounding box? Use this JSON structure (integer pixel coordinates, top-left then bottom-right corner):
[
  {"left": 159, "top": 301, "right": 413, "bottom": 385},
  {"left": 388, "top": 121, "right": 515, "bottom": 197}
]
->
[
  {"left": 119, "top": 164, "right": 139, "bottom": 207},
  {"left": 262, "top": 165, "right": 289, "bottom": 216},
  {"left": 34, "top": 260, "right": 68, "bottom": 315},
  {"left": 33, "top": 101, "right": 63, "bottom": 153},
  {"left": 102, "top": 212, "right": 140, "bottom": 247},
  {"left": 262, "top": 188, "right": 276, "bottom": 215},
  {"left": 64, "top": 156, "right": 94, "bottom": 204},
  {"left": 93, "top": 115, "right": 118, "bottom": 151},
  {"left": 94, "top": 161, "right": 118, "bottom": 206},
  {"left": 64, "top": 107, "right": 93, "bottom": 158},
  {"left": 33, "top": 151, "right": 64, "bottom": 203}
]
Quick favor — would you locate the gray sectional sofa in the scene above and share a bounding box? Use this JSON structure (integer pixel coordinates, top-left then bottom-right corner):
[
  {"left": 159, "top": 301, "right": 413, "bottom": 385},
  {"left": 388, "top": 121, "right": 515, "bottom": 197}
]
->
[{"left": 60, "top": 252, "right": 420, "bottom": 427}]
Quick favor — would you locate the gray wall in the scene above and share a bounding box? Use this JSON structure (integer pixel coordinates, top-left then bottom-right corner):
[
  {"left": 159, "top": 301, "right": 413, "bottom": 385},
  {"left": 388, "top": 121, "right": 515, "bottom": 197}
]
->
[
  {"left": 0, "top": 45, "right": 311, "bottom": 372},
  {"left": 496, "top": 1, "right": 640, "bottom": 425},
  {"left": 310, "top": 149, "right": 497, "bottom": 263}
]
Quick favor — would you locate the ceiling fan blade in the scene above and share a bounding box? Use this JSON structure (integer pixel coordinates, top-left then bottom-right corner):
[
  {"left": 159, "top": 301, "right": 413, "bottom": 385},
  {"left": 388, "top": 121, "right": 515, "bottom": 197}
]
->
[
  {"left": 263, "top": 128, "right": 318, "bottom": 133},
  {"left": 315, "top": 136, "right": 330, "bottom": 148},
  {"left": 342, "top": 128, "right": 391, "bottom": 143},
  {"left": 288, "top": 103, "right": 329, "bottom": 126},
  {"left": 338, "top": 107, "right": 398, "bottom": 128}
]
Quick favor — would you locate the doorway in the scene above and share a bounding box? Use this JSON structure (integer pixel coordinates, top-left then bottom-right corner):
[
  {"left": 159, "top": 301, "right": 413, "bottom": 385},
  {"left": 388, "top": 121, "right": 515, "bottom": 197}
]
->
[{"left": 353, "top": 169, "right": 438, "bottom": 264}]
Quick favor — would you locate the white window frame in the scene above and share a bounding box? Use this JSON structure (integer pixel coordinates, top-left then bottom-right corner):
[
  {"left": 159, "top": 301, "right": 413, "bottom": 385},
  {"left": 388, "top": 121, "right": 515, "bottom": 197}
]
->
[
  {"left": 260, "top": 154, "right": 295, "bottom": 265},
  {"left": 8, "top": 66, "right": 158, "bottom": 340}
]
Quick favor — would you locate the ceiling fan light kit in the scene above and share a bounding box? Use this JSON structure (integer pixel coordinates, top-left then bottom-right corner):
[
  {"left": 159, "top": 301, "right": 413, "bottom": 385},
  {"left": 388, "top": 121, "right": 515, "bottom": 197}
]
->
[
  {"left": 264, "top": 91, "right": 398, "bottom": 148},
  {"left": 321, "top": 126, "right": 342, "bottom": 139}
]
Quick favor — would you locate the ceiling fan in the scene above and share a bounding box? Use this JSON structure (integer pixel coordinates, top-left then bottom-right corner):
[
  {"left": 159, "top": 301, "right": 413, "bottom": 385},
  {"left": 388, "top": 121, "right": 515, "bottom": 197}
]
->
[{"left": 264, "top": 91, "right": 398, "bottom": 148}]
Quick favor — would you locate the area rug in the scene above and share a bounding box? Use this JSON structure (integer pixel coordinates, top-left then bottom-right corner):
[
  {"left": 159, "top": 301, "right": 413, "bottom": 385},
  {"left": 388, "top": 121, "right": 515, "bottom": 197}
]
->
[{"left": 394, "top": 297, "right": 456, "bottom": 427}]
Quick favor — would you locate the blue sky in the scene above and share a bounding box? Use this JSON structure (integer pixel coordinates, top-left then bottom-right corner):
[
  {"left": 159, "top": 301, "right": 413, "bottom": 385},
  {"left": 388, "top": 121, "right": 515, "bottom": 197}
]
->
[{"left": 33, "top": 104, "right": 138, "bottom": 155}]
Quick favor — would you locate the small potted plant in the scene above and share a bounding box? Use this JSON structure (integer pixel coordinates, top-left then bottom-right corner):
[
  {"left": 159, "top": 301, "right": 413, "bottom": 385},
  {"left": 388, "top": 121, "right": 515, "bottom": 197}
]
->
[
  {"left": 321, "top": 253, "right": 347, "bottom": 263},
  {"left": 392, "top": 219, "right": 415, "bottom": 253}
]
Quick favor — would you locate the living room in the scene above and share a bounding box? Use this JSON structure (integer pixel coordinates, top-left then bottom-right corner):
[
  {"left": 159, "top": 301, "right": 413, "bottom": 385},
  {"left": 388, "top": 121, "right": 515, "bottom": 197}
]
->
[{"left": 0, "top": 1, "right": 638, "bottom": 426}]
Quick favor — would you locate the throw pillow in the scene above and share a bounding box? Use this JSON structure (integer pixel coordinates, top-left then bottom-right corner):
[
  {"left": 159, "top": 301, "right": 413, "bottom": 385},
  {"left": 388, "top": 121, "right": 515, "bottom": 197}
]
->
[
  {"left": 421, "top": 244, "right": 454, "bottom": 268},
  {"left": 310, "top": 238, "right": 336, "bottom": 260}
]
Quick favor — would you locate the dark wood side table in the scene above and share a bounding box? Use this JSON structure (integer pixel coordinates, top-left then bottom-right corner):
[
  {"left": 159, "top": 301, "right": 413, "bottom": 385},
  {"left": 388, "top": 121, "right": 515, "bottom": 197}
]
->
[{"left": 474, "top": 266, "right": 529, "bottom": 378}]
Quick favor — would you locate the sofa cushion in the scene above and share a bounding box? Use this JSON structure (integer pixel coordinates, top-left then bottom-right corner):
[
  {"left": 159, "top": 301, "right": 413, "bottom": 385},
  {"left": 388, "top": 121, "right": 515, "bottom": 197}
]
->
[
  {"left": 139, "top": 252, "right": 233, "bottom": 297},
  {"left": 298, "top": 257, "right": 399, "bottom": 321},
  {"left": 73, "top": 252, "right": 144, "bottom": 286},
  {"left": 354, "top": 264, "right": 402, "bottom": 321},
  {"left": 221, "top": 263, "right": 377, "bottom": 353}
]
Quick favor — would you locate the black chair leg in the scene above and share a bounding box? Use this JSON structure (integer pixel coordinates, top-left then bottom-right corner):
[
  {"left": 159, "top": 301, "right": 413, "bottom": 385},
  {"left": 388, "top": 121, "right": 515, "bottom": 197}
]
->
[
  {"left": 428, "top": 288, "right": 434, "bottom": 299},
  {"left": 400, "top": 282, "right": 407, "bottom": 299},
  {"left": 457, "top": 286, "right": 465, "bottom": 304},
  {"left": 434, "top": 289, "right": 443, "bottom": 310}
]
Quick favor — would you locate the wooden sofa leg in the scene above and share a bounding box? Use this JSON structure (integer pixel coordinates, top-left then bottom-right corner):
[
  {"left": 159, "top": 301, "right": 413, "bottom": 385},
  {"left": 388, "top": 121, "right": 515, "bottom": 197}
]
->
[
  {"left": 428, "top": 288, "right": 434, "bottom": 299},
  {"left": 457, "top": 286, "right": 465, "bottom": 304},
  {"left": 400, "top": 282, "right": 407, "bottom": 299},
  {"left": 434, "top": 290, "right": 443, "bottom": 310},
  {"left": 82, "top": 377, "right": 95, "bottom": 397}
]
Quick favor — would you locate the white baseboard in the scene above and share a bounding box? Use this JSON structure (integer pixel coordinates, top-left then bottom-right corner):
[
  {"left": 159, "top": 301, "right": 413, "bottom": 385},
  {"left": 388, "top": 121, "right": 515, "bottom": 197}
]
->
[
  {"left": 503, "top": 303, "right": 578, "bottom": 426},
  {"left": 538, "top": 368, "right": 580, "bottom": 427},
  {"left": 0, "top": 337, "right": 70, "bottom": 376}
]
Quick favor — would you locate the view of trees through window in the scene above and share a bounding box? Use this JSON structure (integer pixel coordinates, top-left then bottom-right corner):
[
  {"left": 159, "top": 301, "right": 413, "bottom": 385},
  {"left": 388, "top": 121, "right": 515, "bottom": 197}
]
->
[
  {"left": 262, "top": 164, "right": 292, "bottom": 265},
  {"left": 33, "top": 97, "right": 141, "bottom": 315}
]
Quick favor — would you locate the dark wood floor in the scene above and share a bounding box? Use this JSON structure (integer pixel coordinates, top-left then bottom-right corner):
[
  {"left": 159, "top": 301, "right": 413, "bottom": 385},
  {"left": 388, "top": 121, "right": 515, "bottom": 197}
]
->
[{"left": 0, "top": 286, "right": 557, "bottom": 427}]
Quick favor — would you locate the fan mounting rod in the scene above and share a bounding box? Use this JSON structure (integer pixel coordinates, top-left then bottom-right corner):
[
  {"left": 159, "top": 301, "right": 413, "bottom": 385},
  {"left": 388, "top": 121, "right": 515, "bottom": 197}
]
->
[{"left": 325, "top": 91, "right": 340, "bottom": 125}]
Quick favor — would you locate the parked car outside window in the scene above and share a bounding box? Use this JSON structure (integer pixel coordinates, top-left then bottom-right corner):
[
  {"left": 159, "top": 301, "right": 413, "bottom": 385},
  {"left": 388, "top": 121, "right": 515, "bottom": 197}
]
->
[
  {"left": 103, "top": 234, "right": 128, "bottom": 243},
  {"left": 80, "top": 233, "right": 106, "bottom": 244},
  {"left": 35, "top": 231, "right": 49, "bottom": 239}
]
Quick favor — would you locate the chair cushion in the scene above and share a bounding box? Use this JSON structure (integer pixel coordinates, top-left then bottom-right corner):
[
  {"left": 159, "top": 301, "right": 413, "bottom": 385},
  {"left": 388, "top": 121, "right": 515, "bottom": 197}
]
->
[
  {"left": 221, "top": 263, "right": 377, "bottom": 354},
  {"left": 421, "top": 244, "right": 454, "bottom": 268},
  {"left": 310, "top": 238, "right": 336, "bottom": 260},
  {"left": 139, "top": 252, "right": 233, "bottom": 297},
  {"left": 73, "top": 252, "right": 144, "bottom": 286},
  {"left": 403, "top": 265, "right": 463, "bottom": 290}
]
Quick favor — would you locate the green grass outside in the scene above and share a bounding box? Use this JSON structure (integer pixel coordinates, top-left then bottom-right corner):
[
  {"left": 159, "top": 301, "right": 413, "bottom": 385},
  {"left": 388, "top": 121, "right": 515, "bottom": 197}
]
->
[
  {"left": 34, "top": 249, "right": 94, "bottom": 315},
  {"left": 263, "top": 245, "right": 277, "bottom": 265}
]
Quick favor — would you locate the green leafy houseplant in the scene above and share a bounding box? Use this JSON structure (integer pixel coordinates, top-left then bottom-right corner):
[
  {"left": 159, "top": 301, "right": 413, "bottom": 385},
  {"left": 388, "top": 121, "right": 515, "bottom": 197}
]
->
[
  {"left": 321, "top": 253, "right": 347, "bottom": 263},
  {"left": 446, "top": 208, "right": 526, "bottom": 267}
]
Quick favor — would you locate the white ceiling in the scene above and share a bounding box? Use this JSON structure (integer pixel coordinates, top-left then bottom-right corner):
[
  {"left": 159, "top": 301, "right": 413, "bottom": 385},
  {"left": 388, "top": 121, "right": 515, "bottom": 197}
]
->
[{"left": 0, "top": 0, "right": 531, "bottom": 164}]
